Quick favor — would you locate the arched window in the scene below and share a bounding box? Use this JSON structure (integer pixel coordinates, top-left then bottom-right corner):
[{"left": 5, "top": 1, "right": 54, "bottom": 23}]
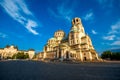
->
[
  {"left": 76, "top": 19, "right": 78, "bottom": 22},
  {"left": 71, "top": 34, "right": 74, "bottom": 39}
]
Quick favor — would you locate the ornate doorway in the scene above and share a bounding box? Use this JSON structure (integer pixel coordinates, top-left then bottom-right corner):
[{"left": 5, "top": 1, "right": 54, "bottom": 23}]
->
[
  {"left": 59, "top": 51, "right": 61, "bottom": 58},
  {"left": 84, "top": 57, "right": 86, "bottom": 61},
  {"left": 66, "top": 51, "right": 69, "bottom": 59}
]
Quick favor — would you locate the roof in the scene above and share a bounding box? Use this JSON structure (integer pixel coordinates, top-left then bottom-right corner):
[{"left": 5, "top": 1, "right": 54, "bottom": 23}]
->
[
  {"left": 70, "top": 26, "right": 79, "bottom": 32},
  {"left": 81, "top": 36, "right": 87, "bottom": 39},
  {"left": 56, "top": 30, "right": 64, "bottom": 32},
  {"left": 5, "top": 45, "right": 18, "bottom": 50},
  {"left": 81, "top": 34, "right": 90, "bottom": 39},
  {"left": 74, "top": 17, "right": 81, "bottom": 20},
  {"left": 61, "top": 36, "right": 68, "bottom": 43},
  {"left": 28, "top": 49, "right": 35, "bottom": 51},
  {"left": 49, "top": 37, "right": 56, "bottom": 40},
  {"left": 6, "top": 45, "right": 10, "bottom": 48},
  {"left": 59, "top": 43, "right": 69, "bottom": 48}
]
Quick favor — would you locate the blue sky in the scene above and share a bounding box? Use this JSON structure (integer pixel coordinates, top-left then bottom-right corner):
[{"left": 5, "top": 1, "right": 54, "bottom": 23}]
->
[{"left": 0, "top": 0, "right": 120, "bottom": 54}]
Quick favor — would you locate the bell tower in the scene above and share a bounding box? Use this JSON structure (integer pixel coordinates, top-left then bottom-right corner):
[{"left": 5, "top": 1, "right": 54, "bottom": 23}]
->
[
  {"left": 72, "top": 17, "right": 81, "bottom": 26},
  {"left": 69, "top": 17, "right": 86, "bottom": 46},
  {"left": 71, "top": 17, "right": 85, "bottom": 33}
]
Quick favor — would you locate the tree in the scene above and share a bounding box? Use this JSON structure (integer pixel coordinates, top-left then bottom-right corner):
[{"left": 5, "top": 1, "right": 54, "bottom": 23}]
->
[
  {"left": 101, "top": 51, "right": 120, "bottom": 60},
  {"left": 16, "top": 52, "right": 25, "bottom": 59},
  {"left": 12, "top": 52, "right": 29, "bottom": 59},
  {"left": 24, "top": 53, "right": 29, "bottom": 59},
  {"left": 111, "top": 52, "right": 120, "bottom": 60},
  {"left": 12, "top": 54, "right": 16, "bottom": 59},
  {"left": 101, "top": 51, "right": 112, "bottom": 59},
  {"left": 6, "top": 56, "right": 12, "bottom": 59}
]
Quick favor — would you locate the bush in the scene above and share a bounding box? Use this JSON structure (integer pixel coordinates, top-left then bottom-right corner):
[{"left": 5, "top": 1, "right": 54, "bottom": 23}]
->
[
  {"left": 7, "top": 56, "right": 12, "bottom": 59},
  {"left": 101, "top": 51, "right": 120, "bottom": 60},
  {"left": 111, "top": 52, "right": 120, "bottom": 60},
  {"left": 101, "top": 51, "right": 112, "bottom": 59},
  {"left": 12, "top": 52, "right": 29, "bottom": 59}
]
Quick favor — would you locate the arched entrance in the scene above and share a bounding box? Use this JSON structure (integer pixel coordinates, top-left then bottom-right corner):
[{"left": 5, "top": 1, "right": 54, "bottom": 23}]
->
[
  {"left": 66, "top": 51, "right": 69, "bottom": 59},
  {"left": 59, "top": 51, "right": 61, "bottom": 58},
  {"left": 84, "top": 57, "right": 86, "bottom": 61},
  {"left": 0, "top": 54, "right": 1, "bottom": 60}
]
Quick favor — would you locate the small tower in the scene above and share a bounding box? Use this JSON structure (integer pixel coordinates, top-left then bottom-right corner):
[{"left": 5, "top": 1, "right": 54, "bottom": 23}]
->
[
  {"left": 72, "top": 17, "right": 81, "bottom": 26},
  {"left": 54, "top": 30, "right": 65, "bottom": 43},
  {"left": 69, "top": 17, "right": 86, "bottom": 46}
]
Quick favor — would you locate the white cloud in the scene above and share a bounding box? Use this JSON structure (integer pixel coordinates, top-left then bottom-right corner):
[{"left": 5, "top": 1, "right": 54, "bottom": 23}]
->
[
  {"left": 103, "top": 20, "right": 120, "bottom": 47},
  {"left": 92, "top": 29, "right": 97, "bottom": 34},
  {"left": 0, "top": 32, "right": 8, "bottom": 38},
  {"left": 48, "top": 3, "right": 74, "bottom": 22},
  {"left": 26, "top": 20, "right": 38, "bottom": 35},
  {"left": 103, "top": 35, "right": 115, "bottom": 40},
  {"left": 0, "top": 0, "right": 39, "bottom": 35},
  {"left": 108, "top": 20, "right": 120, "bottom": 34},
  {"left": 17, "top": 0, "right": 32, "bottom": 15},
  {"left": 111, "top": 40, "right": 120, "bottom": 46},
  {"left": 83, "top": 11, "right": 94, "bottom": 21}
]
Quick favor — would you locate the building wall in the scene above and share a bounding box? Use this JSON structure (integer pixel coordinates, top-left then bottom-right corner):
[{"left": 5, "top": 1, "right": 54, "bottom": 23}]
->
[
  {"left": 28, "top": 50, "right": 35, "bottom": 59},
  {"left": 2, "top": 46, "right": 17, "bottom": 58},
  {"left": 0, "top": 45, "right": 35, "bottom": 59},
  {"left": 40, "top": 17, "right": 99, "bottom": 61}
]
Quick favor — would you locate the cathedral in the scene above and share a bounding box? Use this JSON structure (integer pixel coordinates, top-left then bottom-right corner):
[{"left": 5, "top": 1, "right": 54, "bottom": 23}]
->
[{"left": 40, "top": 17, "right": 99, "bottom": 61}]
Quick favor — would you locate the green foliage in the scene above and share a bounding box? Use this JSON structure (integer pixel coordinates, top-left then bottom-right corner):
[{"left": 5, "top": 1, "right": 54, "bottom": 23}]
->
[
  {"left": 16, "top": 52, "right": 25, "bottom": 59},
  {"left": 111, "top": 52, "right": 120, "bottom": 60},
  {"left": 12, "top": 54, "right": 16, "bottom": 59},
  {"left": 12, "top": 52, "right": 29, "bottom": 59},
  {"left": 6, "top": 56, "right": 12, "bottom": 59},
  {"left": 101, "top": 51, "right": 112, "bottom": 59},
  {"left": 101, "top": 51, "right": 120, "bottom": 60},
  {"left": 24, "top": 53, "right": 29, "bottom": 59}
]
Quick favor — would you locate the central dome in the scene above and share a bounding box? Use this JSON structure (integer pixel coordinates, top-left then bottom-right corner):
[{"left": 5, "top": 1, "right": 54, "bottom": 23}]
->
[{"left": 54, "top": 30, "right": 65, "bottom": 39}]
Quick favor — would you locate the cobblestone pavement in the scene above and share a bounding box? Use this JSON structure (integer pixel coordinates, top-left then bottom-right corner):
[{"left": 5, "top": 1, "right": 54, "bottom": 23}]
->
[{"left": 0, "top": 60, "right": 120, "bottom": 80}]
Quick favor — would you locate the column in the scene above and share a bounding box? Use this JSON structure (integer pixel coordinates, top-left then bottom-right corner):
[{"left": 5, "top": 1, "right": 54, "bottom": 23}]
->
[
  {"left": 60, "top": 49, "right": 64, "bottom": 61},
  {"left": 43, "top": 52, "right": 46, "bottom": 58},
  {"left": 57, "top": 48, "right": 59, "bottom": 58},
  {"left": 89, "top": 52, "right": 92, "bottom": 61},
  {"left": 95, "top": 53, "right": 99, "bottom": 60},
  {"left": 80, "top": 51, "right": 83, "bottom": 61}
]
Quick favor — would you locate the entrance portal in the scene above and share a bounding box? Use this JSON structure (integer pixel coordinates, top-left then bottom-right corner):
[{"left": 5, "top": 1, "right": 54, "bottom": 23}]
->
[
  {"left": 84, "top": 57, "right": 86, "bottom": 61},
  {"left": 66, "top": 51, "right": 69, "bottom": 59},
  {"left": 59, "top": 51, "right": 61, "bottom": 58}
]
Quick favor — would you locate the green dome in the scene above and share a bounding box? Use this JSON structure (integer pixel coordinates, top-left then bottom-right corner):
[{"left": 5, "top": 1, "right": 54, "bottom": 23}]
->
[
  {"left": 57, "top": 30, "right": 64, "bottom": 32},
  {"left": 59, "top": 43, "right": 69, "bottom": 49},
  {"left": 49, "top": 37, "right": 56, "bottom": 40},
  {"left": 70, "top": 27, "right": 78, "bottom": 32}
]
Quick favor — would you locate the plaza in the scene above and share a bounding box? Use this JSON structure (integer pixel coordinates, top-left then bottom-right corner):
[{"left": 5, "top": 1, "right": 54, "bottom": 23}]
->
[{"left": 0, "top": 60, "right": 120, "bottom": 80}]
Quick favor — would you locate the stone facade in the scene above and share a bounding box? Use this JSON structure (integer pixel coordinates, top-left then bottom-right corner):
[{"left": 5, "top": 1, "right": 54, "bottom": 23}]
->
[
  {"left": 0, "top": 45, "right": 17, "bottom": 59},
  {"left": 0, "top": 45, "right": 35, "bottom": 59},
  {"left": 28, "top": 49, "right": 35, "bottom": 59},
  {"left": 40, "top": 17, "right": 99, "bottom": 61}
]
